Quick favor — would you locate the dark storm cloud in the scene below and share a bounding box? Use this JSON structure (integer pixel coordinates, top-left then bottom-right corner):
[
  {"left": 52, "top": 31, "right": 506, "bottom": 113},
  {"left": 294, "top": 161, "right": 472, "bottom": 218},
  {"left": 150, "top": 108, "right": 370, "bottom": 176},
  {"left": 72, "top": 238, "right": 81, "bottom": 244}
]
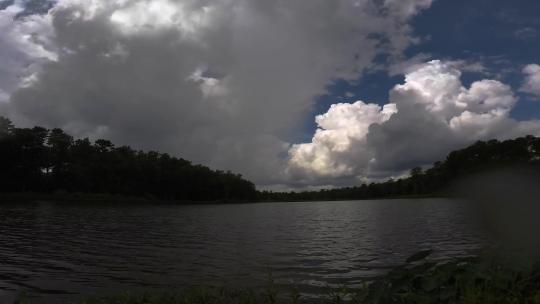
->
[{"left": 1, "top": 0, "right": 433, "bottom": 187}]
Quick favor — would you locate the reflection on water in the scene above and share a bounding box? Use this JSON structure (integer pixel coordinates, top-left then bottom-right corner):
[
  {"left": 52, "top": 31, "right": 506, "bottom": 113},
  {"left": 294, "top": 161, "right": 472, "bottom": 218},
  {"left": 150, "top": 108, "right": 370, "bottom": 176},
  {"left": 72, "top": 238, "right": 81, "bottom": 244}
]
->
[{"left": 0, "top": 199, "right": 485, "bottom": 303}]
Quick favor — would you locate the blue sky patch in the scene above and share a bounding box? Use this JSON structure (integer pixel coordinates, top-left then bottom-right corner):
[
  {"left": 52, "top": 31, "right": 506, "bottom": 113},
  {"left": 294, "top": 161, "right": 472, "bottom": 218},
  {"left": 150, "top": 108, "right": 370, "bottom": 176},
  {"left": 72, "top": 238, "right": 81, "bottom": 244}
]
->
[{"left": 307, "top": 0, "right": 540, "bottom": 141}]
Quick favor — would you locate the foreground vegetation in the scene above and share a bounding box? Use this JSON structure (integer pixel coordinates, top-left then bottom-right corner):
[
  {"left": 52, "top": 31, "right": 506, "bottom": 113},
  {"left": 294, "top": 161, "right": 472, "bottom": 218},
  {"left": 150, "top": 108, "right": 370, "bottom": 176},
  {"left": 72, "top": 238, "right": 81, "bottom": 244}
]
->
[{"left": 17, "top": 251, "right": 540, "bottom": 304}]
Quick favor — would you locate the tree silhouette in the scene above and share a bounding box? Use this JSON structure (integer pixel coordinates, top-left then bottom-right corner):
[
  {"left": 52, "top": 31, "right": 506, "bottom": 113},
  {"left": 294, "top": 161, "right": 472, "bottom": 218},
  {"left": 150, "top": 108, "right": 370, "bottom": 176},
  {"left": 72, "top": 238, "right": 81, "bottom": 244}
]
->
[
  {"left": 0, "top": 117, "right": 256, "bottom": 202},
  {"left": 2, "top": 115, "right": 539, "bottom": 203},
  {"left": 258, "top": 136, "right": 540, "bottom": 202}
]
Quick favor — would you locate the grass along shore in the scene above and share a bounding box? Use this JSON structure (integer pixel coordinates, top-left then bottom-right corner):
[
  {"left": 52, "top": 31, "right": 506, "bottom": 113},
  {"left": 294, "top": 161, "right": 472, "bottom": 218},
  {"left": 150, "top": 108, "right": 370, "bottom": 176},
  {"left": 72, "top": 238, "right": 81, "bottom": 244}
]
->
[{"left": 15, "top": 250, "right": 540, "bottom": 304}]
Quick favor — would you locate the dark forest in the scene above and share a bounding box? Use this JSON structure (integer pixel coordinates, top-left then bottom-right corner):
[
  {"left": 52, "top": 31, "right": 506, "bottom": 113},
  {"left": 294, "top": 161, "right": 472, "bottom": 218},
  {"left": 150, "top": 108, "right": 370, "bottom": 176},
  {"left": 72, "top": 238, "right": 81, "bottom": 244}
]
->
[
  {"left": 2, "top": 116, "right": 539, "bottom": 203},
  {"left": 0, "top": 117, "right": 256, "bottom": 201},
  {"left": 259, "top": 135, "right": 540, "bottom": 201}
]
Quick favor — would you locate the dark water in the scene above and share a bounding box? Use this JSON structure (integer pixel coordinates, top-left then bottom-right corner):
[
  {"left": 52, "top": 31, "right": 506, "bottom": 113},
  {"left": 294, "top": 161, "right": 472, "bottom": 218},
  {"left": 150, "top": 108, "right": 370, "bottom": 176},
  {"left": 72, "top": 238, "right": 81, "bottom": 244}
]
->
[{"left": 0, "top": 199, "right": 485, "bottom": 303}]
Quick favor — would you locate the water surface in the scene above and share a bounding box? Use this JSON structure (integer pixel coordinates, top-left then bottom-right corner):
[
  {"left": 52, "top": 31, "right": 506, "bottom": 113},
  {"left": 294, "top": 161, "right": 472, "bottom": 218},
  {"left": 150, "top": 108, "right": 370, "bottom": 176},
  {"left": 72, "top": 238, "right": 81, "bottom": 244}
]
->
[{"left": 0, "top": 199, "right": 485, "bottom": 303}]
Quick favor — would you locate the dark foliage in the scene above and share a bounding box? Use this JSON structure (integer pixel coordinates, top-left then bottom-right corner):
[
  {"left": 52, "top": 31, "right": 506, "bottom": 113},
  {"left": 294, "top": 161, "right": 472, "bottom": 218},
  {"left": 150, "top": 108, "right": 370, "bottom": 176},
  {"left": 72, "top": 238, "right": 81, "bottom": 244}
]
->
[
  {"left": 3, "top": 115, "right": 539, "bottom": 203},
  {"left": 354, "top": 252, "right": 540, "bottom": 304},
  {"left": 0, "top": 117, "right": 256, "bottom": 201},
  {"left": 17, "top": 252, "right": 540, "bottom": 303},
  {"left": 258, "top": 136, "right": 540, "bottom": 202}
]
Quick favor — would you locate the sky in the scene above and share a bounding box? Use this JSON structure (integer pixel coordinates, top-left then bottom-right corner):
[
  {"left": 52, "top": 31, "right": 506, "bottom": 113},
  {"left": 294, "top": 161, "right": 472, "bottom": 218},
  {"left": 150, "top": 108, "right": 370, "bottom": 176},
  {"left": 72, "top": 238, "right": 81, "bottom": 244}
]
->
[{"left": 0, "top": 0, "right": 539, "bottom": 189}]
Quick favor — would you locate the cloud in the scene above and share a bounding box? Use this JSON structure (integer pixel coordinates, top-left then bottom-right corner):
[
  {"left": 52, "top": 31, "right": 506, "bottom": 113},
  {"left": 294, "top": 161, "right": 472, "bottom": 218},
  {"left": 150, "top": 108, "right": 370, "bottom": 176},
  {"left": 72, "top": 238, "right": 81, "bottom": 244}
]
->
[
  {"left": 0, "top": 1, "right": 57, "bottom": 100},
  {"left": 514, "top": 27, "right": 538, "bottom": 40},
  {"left": 288, "top": 101, "right": 397, "bottom": 180},
  {"left": 387, "top": 52, "right": 432, "bottom": 76},
  {"left": 288, "top": 60, "right": 540, "bottom": 186},
  {"left": 521, "top": 64, "right": 540, "bottom": 98},
  {"left": 387, "top": 55, "right": 495, "bottom": 82},
  {"left": 0, "top": 88, "right": 9, "bottom": 103},
  {"left": 2, "top": 0, "right": 433, "bottom": 186}
]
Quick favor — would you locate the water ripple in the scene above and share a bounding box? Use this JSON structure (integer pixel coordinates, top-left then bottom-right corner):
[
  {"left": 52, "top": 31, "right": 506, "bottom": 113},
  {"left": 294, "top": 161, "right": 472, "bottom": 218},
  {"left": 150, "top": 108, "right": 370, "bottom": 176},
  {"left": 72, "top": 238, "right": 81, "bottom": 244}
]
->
[{"left": 0, "top": 199, "right": 485, "bottom": 303}]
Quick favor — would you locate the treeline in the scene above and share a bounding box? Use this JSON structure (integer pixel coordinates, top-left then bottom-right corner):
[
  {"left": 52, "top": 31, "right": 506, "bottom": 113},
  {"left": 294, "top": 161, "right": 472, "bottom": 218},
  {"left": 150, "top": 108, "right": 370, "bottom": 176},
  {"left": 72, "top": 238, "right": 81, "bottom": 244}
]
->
[
  {"left": 2, "top": 115, "right": 538, "bottom": 203},
  {"left": 0, "top": 117, "right": 256, "bottom": 201},
  {"left": 258, "top": 136, "right": 540, "bottom": 201}
]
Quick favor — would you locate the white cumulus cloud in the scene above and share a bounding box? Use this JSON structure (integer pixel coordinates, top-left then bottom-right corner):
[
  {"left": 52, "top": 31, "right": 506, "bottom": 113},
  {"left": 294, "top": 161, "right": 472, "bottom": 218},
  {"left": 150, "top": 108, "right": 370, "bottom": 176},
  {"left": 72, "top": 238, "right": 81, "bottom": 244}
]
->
[
  {"left": 288, "top": 60, "right": 540, "bottom": 186},
  {"left": 521, "top": 64, "right": 540, "bottom": 98},
  {"left": 288, "top": 102, "right": 397, "bottom": 179}
]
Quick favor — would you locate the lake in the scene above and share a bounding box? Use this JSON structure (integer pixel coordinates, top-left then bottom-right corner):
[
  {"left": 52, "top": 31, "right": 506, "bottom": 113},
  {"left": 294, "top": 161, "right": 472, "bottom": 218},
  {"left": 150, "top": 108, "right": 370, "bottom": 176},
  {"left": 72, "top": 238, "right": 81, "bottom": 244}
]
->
[{"left": 0, "top": 199, "right": 485, "bottom": 303}]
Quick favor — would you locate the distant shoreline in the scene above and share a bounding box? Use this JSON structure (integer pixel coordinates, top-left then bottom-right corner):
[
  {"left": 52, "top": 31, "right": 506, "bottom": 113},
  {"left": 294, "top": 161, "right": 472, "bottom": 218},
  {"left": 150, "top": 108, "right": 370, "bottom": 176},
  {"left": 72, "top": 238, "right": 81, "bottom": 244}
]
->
[
  {"left": 0, "top": 192, "right": 450, "bottom": 205},
  {"left": 0, "top": 192, "right": 255, "bottom": 205},
  {"left": 256, "top": 193, "right": 451, "bottom": 203}
]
